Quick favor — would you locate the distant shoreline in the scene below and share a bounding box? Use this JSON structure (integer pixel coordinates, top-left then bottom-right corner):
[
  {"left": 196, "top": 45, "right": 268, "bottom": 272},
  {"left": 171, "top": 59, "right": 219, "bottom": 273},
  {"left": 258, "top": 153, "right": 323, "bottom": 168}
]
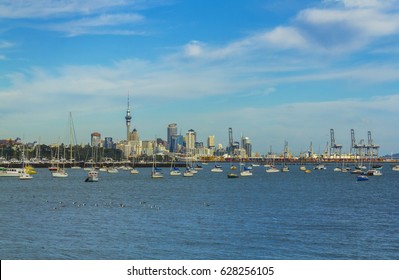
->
[{"left": 1, "top": 158, "right": 398, "bottom": 169}]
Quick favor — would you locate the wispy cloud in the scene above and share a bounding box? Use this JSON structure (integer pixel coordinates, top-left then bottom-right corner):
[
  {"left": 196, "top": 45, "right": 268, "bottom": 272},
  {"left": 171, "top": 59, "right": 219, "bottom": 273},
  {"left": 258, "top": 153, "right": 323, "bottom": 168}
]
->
[
  {"left": 0, "top": 0, "right": 162, "bottom": 36},
  {"left": 49, "top": 13, "right": 145, "bottom": 36},
  {"left": 0, "top": 0, "right": 130, "bottom": 19},
  {"left": 0, "top": 40, "right": 15, "bottom": 49},
  {"left": 335, "top": 0, "right": 397, "bottom": 9}
]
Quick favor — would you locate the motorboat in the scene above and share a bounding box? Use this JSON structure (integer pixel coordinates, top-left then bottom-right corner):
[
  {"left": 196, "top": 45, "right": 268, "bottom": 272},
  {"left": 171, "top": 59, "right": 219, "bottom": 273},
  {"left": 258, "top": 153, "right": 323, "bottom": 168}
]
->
[
  {"left": 85, "top": 170, "right": 99, "bottom": 182},
  {"left": 357, "top": 175, "right": 369, "bottom": 181},
  {"left": 0, "top": 167, "right": 24, "bottom": 177},
  {"left": 227, "top": 173, "right": 239, "bottom": 178},
  {"left": 211, "top": 165, "right": 223, "bottom": 172},
  {"left": 52, "top": 169, "right": 68, "bottom": 178},
  {"left": 266, "top": 166, "right": 280, "bottom": 173}
]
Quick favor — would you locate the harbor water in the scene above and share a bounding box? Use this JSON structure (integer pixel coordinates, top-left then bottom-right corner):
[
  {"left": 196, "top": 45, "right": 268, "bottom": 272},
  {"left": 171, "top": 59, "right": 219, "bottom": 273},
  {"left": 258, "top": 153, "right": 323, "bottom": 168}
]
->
[{"left": 1, "top": 163, "right": 398, "bottom": 260}]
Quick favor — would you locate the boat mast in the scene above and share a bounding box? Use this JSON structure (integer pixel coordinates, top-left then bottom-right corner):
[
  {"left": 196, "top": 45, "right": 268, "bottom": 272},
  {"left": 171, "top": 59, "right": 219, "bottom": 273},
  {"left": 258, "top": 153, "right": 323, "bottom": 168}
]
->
[{"left": 69, "top": 112, "right": 73, "bottom": 162}]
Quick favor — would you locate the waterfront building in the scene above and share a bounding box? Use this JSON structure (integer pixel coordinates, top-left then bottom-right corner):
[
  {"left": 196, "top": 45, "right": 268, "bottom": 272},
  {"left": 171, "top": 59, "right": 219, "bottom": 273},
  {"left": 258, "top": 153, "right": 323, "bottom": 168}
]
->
[{"left": 186, "top": 129, "right": 196, "bottom": 154}]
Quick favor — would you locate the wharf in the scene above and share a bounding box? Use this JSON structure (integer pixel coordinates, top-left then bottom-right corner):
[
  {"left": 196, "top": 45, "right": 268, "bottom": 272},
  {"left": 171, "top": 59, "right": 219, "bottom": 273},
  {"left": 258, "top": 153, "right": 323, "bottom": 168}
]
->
[{"left": 0, "top": 162, "right": 187, "bottom": 169}]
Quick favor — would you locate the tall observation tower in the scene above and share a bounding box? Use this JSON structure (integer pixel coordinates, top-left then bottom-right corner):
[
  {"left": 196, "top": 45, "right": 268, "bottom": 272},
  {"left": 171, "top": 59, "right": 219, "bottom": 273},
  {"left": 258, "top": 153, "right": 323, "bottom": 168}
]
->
[{"left": 125, "top": 95, "right": 132, "bottom": 141}]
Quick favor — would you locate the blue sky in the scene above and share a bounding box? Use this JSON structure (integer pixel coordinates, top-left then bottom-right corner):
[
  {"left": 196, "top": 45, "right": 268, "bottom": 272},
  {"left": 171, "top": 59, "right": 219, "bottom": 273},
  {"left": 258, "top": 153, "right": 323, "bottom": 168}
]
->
[{"left": 1, "top": 0, "right": 399, "bottom": 156}]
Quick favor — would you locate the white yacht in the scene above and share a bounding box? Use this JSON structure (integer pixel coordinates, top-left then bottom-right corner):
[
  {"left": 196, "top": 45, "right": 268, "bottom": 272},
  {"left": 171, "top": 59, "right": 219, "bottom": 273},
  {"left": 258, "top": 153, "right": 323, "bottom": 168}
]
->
[{"left": 0, "top": 167, "right": 24, "bottom": 177}]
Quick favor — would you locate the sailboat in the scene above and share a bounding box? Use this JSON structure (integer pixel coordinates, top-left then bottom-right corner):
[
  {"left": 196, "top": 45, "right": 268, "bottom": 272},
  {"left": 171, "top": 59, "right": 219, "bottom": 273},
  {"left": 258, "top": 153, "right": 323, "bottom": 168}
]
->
[
  {"left": 130, "top": 150, "right": 139, "bottom": 174},
  {"left": 366, "top": 153, "right": 382, "bottom": 176},
  {"left": 69, "top": 112, "right": 81, "bottom": 169},
  {"left": 151, "top": 151, "right": 163, "bottom": 178},
  {"left": 19, "top": 145, "right": 33, "bottom": 180},
  {"left": 52, "top": 142, "right": 68, "bottom": 178},
  {"left": 169, "top": 158, "right": 181, "bottom": 176},
  {"left": 281, "top": 141, "right": 290, "bottom": 172},
  {"left": 240, "top": 157, "right": 252, "bottom": 177},
  {"left": 183, "top": 167, "right": 194, "bottom": 177},
  {"left": 183, "top": 154, "right": 195, "bottom": 177},
  {"left": 266, "top": 152, "right": 279, "bottom": 173},
  {"left": 299, "top": 157, "right": 307, "bottom": 171}
]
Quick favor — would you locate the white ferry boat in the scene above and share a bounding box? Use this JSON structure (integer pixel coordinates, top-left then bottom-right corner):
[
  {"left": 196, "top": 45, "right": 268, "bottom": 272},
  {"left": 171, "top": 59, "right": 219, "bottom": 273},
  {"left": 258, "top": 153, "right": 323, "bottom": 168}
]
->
[{"left": 0, "top": 167, "right": 24, "bottom": 177}]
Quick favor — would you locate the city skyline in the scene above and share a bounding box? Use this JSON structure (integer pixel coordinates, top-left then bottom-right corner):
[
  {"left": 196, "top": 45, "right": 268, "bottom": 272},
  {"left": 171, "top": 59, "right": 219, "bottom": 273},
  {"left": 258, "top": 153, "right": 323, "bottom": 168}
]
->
[{"left": 1, "top": 0, "right": 399, "bottom": 155}]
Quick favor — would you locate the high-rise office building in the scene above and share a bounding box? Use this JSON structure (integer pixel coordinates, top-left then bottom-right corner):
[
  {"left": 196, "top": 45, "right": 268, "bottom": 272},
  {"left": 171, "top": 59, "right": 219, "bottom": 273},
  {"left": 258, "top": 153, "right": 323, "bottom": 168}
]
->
[
  {"left": 207, "top": 135, "right": 215, "bottom": 149},
  {"left": 167, "top": 123, "right": 178, "bottom": 152},
  {"left": 186, "top": 129, "right": 196, "bottom": 154},
  {"left": 104, "top": 137, "right": 114, "bottom": 149},
  {"left": 131, "top": 128, "right": 139, "bottom": 141},
  {"left": 170, "top": 134, "right": 184, "bottom": 153},
  {"left": 241, "top": 136, "right": 252, "bottom": 157},
  {"left": 91, "top": 132, "right": 101, "bottom": 147}
]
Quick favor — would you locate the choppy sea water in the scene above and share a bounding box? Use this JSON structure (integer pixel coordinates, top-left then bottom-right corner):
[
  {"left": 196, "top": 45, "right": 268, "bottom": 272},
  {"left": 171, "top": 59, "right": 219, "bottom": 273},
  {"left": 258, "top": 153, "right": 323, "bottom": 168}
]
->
[{"left": 1, "top": 163, "right": 398, "bottom": 260}]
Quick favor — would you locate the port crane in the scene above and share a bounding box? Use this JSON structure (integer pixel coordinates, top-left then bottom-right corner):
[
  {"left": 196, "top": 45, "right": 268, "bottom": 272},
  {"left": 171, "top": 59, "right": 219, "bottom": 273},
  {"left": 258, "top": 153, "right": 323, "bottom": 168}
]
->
[
  {"left": 330, "top": 129, "right": 342, "bottom": 157},
  {"left": 366, "top": 131, "right": 380, "bottom": 157},
  {"left": 307, "top": 141, "right": 314, "bottom": 158},
  {"left": 227, "top": 127, "right": 239, "bottom": 156},
  {"left": 350, "top": 129, "right": 366, "bottom": 159}
]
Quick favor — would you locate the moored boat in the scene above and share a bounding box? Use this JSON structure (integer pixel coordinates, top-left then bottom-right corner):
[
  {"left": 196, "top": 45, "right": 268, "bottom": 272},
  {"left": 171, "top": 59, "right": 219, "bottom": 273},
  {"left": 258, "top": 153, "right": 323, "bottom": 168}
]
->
[
  {"left": 366, "top": 169, "right": 382, "bottom": 176},
  {"left": 151, "top": 168, "right": 164, "bottom": 178},
  {"left": 170, "top": 167, "right": 181, "bottom": 176},
  {"left": 0, "top": 167, "right": 24, "bottom": 177},
  {"left": 85, "top": 169, "right": 99, "bottom": 182},
  {"left": 227, "top": 172, "right": 239, "bottom": 178},
  {"left": 183, "top": 169, "right": 194, "bottom": 177},
  {"left": 282, "top": 165, "right": 289, "bottom": 172},
  {"left": 357, "top": 175, "right": 369, "bottom": 181},
  {"left": 314, "top": 164, "right": 326, "bottom": 170},
  {"left": 52, "top": 169, "right": 68, "bottom": 178},
  {"left": 107, "top": 167, "right": 119, "bottom": 174},
  {"left": 130, "top": 168, "right": 139, "bottom": 174},
  {"left": 266, "top": 166, "right": 280, "bottom": 173},
  {"left": 240, "top": 166, "right": 253, "bottom": 176},
  {"left": 19, "top": 172, "right": 33, "bottom": 180},
  {"left": 211, "top": 165, "right": 223, "bottom": 172}
]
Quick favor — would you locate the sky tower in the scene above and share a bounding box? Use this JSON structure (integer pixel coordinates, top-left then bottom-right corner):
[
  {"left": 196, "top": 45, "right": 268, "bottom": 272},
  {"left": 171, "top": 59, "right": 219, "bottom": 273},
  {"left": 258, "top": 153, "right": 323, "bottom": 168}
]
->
[{"left": 125, "top": 94, "right": 132, "bottom": 141}]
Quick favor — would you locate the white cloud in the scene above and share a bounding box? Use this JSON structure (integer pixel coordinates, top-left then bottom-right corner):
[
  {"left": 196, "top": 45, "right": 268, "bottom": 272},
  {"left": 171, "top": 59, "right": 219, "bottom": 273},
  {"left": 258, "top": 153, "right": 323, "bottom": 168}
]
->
[
  {"left": 178, "top": 0, "right": 399, "bottom": 59},
  {"left": 261, "top": 26, "right": 310, "bottom": 50},
  {"left": 184, "top": 41, "right": 205, "bottom": 57},
  {"left": 0, "top": 0, "right": 129, "bottom": 18},
  {"left": 0, "top": 0, "right": 158, "bottom": 36},
  {"left": 298, "top": 7, "right": 399, "bottom": 37},
  {"left": 340, "top": 0, "right": 396, "bottom": 8},
  {"left": 49, "top": 13, "right": 145, "bottom": 36}
]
